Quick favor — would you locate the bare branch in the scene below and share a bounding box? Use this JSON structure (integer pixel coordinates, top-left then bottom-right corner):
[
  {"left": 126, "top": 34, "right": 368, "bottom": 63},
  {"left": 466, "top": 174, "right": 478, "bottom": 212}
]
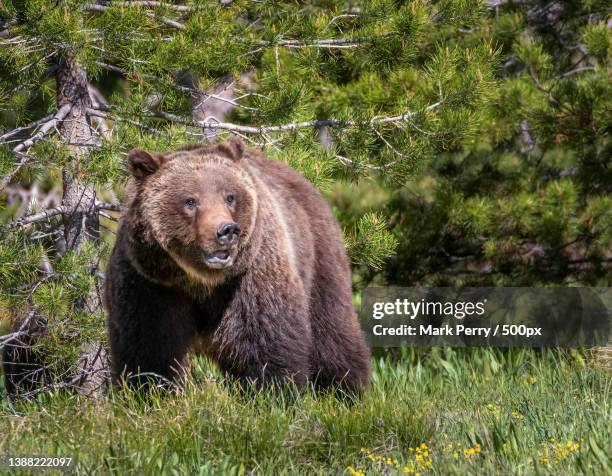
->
[
  {"left": 144, "top": 11, "right": 185, "bottom": 30},
  {"left": 99, "top": 210, "right": 118, "bottom": 222},
  {"left": 96, "top": 61, "right": 257, "bottom": 111},
  {"left": 327, "top": 14, "right": 359, "bottom": 28},
  {"left": 83, "top": 1, "right": 194, "bottom": 12},
  {"left": 258, "top": 36, "right": 376, "bottom": 49},
  {"left": 558, "top": 66, "right": 596, "bottom": 79},
  {"left": 0, "top": 308, "right": 37, "bottom": 349},
  {"left": 152, "top": 101, "right": 443, "bottom": 134},
  {"left": 0, "top": 206, "right": 67, "bottom": 232},
  {"left": 95, "top": 62, "right": 256, "bottom": 110},
  {"left": 95, "top": 61, "right": 127, "bottom": 76},
  {"left": 0, "top": 200, "right": 118, "bottom": 234},
  {"left": 95, "top": 201, "right": 121, "bottom": 212},
  {"left": 0, "top": 104, "right": 72, "bottom": 188},
  {"left": 0, "top": 331, "right": 27, "bottom": 345},
  {"left": 0, "top": 114, "right": 53, "bottom": 142},
  {"left": 0, "top": 201, "right": 118, "bottom": 235},
  {"left": 88, "top": 85, "right": 111, "bottom": 138},
  {"left": 12, "top": 104, "right": 71, "bottom": 154},
  {"left": 86, "top": 108, "right": 165, "bottom": 136},
  {"left": 83, "top": 3, "right": 187, "bottom": 30},
  {"left": 284, "top": 43, "right": 361, "bottom": 50}
]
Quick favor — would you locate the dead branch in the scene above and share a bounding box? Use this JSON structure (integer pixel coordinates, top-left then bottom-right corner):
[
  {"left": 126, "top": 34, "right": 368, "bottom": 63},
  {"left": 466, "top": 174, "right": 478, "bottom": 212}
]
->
[
  {"left": 83, "top": 1, "right": 194, "bottom": 12},
  {"left": 83, "top": 3, "right": 187, "bottom": 30},
  {"left": 12, "top": 104, "right": 72, "bottom": 154},
  {"left": 94, "top": 62, "right": 256, "bottom": 110},
  {"left": 0, "top": 114, "right": 53, "bottom": 142},
  {"left": 95, "top": 201, "right": 121, "bottom": 212},
  {"left": 87, "top": 108, "right": 165, "bottom": 136},
  {"left": 151, "top": 100, "right": 443, "bottom": 135},
  {"left": 558, "top": 66, "right": 596, "bottom": 79},
  {"left": 0, "top": 331, "right": 27, "bottom": 345},
  {"left": 144, "top": 11, "right": 186, "bottom": 30},
  {"left": 0, "top": 205, "right": 67, "bottom": 232},
  {"left": 0, "top": 200, "right": 121, "bottom": 233},
  {"left": 259, "top": 37, "right": 371, "bottom": 49},
  {"left": 0, "top": 105, "right": 72, "bottom": 189}
]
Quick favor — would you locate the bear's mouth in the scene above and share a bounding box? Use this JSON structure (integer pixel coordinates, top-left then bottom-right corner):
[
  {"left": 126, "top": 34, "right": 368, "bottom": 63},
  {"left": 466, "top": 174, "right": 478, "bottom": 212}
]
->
[{"left": 203, "top": 249, "right": 233, "bottom": 269}]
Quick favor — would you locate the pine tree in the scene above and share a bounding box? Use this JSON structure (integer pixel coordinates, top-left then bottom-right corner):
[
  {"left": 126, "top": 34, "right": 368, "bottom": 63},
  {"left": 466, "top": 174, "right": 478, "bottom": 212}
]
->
[
  {"left": 375, "top": 0, "right": 611, "bottom": 287},
  {"left": 0, "top": 0, "right": 498, "bottom": 396}
]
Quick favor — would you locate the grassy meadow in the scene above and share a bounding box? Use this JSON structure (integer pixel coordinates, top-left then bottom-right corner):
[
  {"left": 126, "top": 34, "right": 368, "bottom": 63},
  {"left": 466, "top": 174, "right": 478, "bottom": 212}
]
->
[{"left": 0, "top": 348, "right": 610, "bottom": 475}]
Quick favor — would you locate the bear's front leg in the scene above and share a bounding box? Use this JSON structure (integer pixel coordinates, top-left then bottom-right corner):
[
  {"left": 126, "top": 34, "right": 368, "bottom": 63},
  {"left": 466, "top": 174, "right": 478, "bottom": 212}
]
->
[
  {"left": 210, "top": 284, "right": 312, "bottom": 389},
  {"left": 105, "top": 247, "right": 196, "bottom": 389}
]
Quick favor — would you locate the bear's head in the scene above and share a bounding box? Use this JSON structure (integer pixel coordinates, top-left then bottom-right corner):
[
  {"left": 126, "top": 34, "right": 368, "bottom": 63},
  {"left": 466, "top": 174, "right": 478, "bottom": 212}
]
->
[{"left": 125, "top": 137, "right": 258, "bottom": 284}]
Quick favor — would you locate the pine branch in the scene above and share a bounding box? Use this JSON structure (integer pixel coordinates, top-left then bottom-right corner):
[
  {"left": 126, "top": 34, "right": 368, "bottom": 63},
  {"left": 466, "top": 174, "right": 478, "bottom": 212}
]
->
[
  {"left": 89, "top": 8, "right": 186, "bottom": 30},
  {"left": 94, "top": 61, "right": 127, "bottom": 76},
  {"left": 95, "top": 201, "right": 121, "bottom": 212},
  {"left": 557, "top": 66, "right": 596, "bottom": 79},
  {"left": 0, "top": 206, "right": 68, "bottom": 232},
  {"left": 258, "top": 37, "right": 373, "bottom": 49},
  {"left": 83, "top": 1, "right": 194, "bottom": 12},
  {"left": 0, "top": 104, "right": 72, "bottom": 189},
  {"left": 151, "top": 101, "right": 443, "bottom": 134},
  {"left": 0, "top": 114, "right": 53, "bottom": 142},
  {"left": 527, "top": 64, "right": 559, "bottom": 105},
  {"left": 99, "top": 210, "right": 118, "bottom": 222},
  {"left": 12, "top": 104, "right": 72, "bottom": 154},
  {"left": 94, "top": 62, "right": 255, "bottom": 110},
  {"left": 1, "top": 201, "right": 122, "bottom": 233},
  {"left": 84, "top": 4, "right": 388, "bottom": 46},
  {"left": 86, "top": 108, "right": 166, "bottom": 136},
  {"left": 0, "top": 309, "right": 38, "bottom": 349},
  {"left": 83, "top": 3, "right": 186, "bottom": 30},
  {"left": 145, "top": 12, "right": 185, "bottom": 30},
  {"left": 0, "top": 331, "right": 27, "bottom": 345}
]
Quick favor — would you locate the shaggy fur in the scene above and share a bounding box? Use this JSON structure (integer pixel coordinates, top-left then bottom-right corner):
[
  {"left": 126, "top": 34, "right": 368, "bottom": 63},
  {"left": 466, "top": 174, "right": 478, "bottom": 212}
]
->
[{"left": 105, "top": 137, "right": 370, "bottom": 391}]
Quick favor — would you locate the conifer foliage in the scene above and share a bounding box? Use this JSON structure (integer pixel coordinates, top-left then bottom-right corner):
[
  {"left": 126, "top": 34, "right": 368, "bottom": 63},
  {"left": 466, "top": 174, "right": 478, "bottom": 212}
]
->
[
  {"left": 381, "top": 0, "right": 610, "bottom": 287},
  {"left": 0, "top": 0, "right": 516, "bottom": 395}
]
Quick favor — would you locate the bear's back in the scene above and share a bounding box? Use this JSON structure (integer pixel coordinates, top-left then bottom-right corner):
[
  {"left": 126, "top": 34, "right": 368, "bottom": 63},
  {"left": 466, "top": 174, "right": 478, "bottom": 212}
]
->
[
  {"left": 242, "top": 149, "right": 331, "bottom": 221},
  {"left": 241, "top": 149, "right": 352, "bottom": 304}
]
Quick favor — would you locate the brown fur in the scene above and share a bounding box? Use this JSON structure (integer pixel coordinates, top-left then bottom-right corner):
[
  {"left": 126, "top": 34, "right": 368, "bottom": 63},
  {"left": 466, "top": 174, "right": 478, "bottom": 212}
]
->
[{"left": 105, "top": 137, "right": 370, "bottom": 391}]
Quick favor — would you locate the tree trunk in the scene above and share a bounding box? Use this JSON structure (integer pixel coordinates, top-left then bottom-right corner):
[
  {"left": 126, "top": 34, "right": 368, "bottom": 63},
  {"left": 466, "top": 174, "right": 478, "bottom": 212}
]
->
[
  {"left": 56, "top": 59, "right": 108, "bottom": 396},
  {"left": 3, "top": 60, "right": 109, "bottom": 399},
  {"left": 56, "top": 60, "right": 99, "bottom": 255}
]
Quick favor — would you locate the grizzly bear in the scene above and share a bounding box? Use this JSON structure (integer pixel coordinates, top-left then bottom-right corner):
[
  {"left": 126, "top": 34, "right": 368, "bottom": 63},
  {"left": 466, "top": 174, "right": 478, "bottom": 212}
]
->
[{"left": 105, "top": 137, "right": 370, "bottom": 392}]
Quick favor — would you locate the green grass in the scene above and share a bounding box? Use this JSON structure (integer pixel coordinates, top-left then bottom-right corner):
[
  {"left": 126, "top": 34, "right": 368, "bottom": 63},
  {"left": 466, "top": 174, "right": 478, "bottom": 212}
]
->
[{"left": 0, "top": 349, "right": 610, "bottom": 475}]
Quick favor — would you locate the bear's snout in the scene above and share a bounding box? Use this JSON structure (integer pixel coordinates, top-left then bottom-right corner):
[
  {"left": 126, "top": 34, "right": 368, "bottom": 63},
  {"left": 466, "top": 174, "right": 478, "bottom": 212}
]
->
[
  {"left": 216, "top": 222, "right": 240, "bottom": 246},
  {"left": 196, "top": 218, "right": 241, "bottom": 269}
]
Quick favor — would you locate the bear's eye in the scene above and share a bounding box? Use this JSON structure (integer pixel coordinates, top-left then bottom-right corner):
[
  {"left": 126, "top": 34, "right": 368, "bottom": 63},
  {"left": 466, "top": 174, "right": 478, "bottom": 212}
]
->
[
  {"left": 225, "top": 194, "right": 235, "bottom": 205},
  {"left": 185, "top": 198, "right": 197, "bottom": 209}
]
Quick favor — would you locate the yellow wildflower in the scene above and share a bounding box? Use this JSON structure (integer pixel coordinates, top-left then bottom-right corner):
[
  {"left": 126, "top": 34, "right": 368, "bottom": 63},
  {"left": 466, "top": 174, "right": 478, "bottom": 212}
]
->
[
  {"left": 511, "top": 411, "right": 525, "bottom": 421},
  {"left": 463, "top": 443, "right": 482, "bottom": 460},
  {"left": 485, "top": 403, "right": 501, "bottom": 420},
  {"left": 539, "top": 439, "right": 580, "bottom": 465},
  {"left": 346, "top": 466, "right": 365, "bottom": 476}
]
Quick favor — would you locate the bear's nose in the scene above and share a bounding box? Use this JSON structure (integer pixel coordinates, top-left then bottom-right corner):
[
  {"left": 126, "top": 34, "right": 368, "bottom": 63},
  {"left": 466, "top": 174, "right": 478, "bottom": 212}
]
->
[{"left": 216, "top": 222, "right": 240, "bottom": 245}]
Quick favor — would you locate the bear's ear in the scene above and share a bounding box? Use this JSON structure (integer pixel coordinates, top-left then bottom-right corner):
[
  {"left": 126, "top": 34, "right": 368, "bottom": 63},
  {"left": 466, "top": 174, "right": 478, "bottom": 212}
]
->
[
  {"left": 127, "top": 149, "right": 164, "bottom": 179},
  {"left": 216, "top": 136, "right": 244, "bottom": 162}
]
